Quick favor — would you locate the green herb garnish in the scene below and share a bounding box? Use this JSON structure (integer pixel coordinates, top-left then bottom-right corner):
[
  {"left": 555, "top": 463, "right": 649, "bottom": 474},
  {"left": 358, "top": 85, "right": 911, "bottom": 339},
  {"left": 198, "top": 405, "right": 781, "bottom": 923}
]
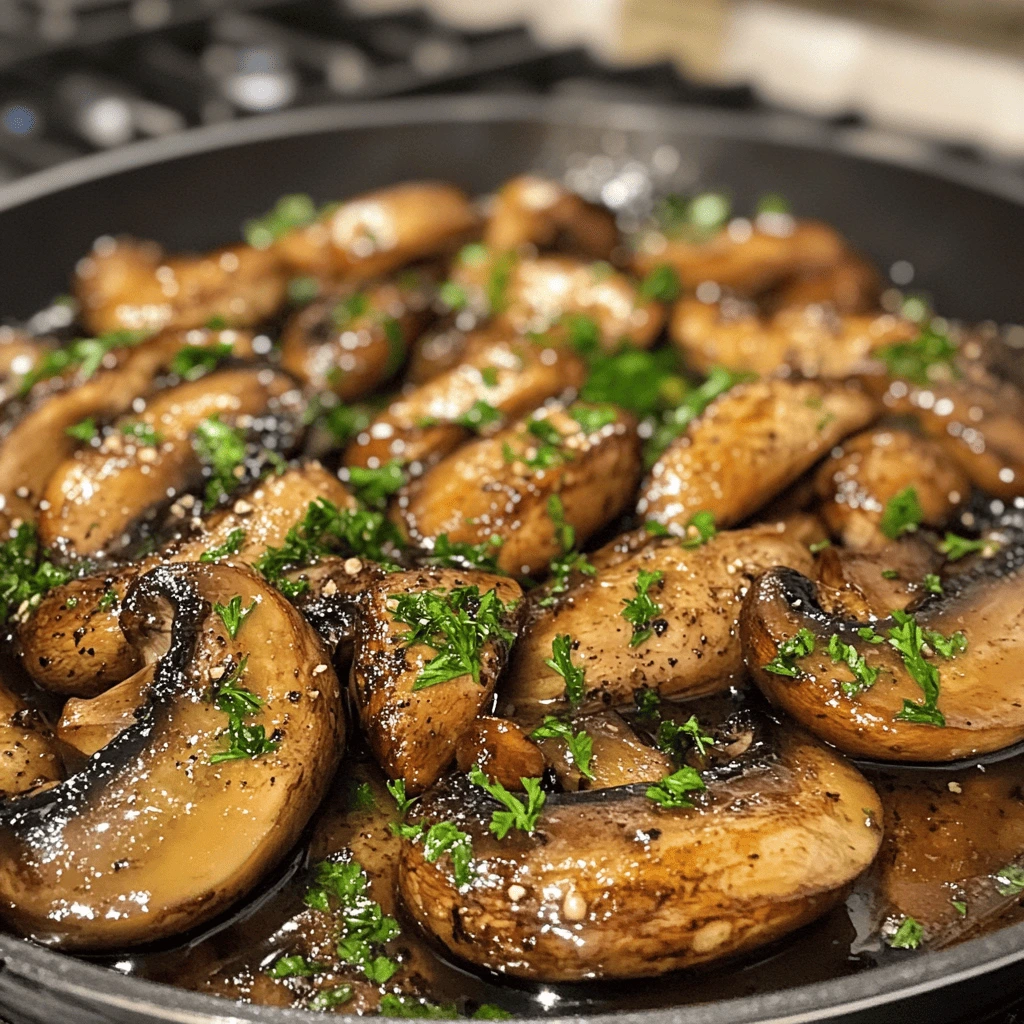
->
[
  {"left": 387, "top": 778, "right": 418, "bottom": 817},
  {"left": 455, "top": 400, "right": 501, "bottom": 433},
  {"left": 569, "top": 402, "right": 618, "bottom": 434},
  {"left": 244, "top": 193, "right": 319, "bottom": 249},
  {"left": 923, "top": 573, "right": 943, "bottom": 595},
  {"left": 563, "top": 312, "right": 600, "bottom": 355},
  {"left": 209, "top": 656, "right": 278, "bottom": 763},
  {"left": 378, "top": 994, "right": 458, "bottom": 1019},
  {"left": 679, "top": 510, "right": 716, "bottom": 548},
  {"left": 995, "top": 864, "right": 1024, "bottom": 896},
  {"left": 530, "top": 716, "right": 594, "bottom": 779},
  {"left": 0, "top": 523, "right": 74, "bottom": 623},
  {"left": 646, "top": 766, "right": 706, "bottom": 809},
  {"left": 637, "top": 264, "right": 681, "bottom": 303},
  {"left": 880, "top": 486, "right": 922, "bottom": 539},
  {"left": 266, "top": 955, "right": 322, "bottom": 979},
  {"left": 621, "top": 569, "right": 664, "bottom": 647},
  {"left": 545, "top": 633, "right": 586, "bottom": 706},
  {"left": 655, "top": 191, "right": 731, "bottom": 240},
  {"left": 17, "top": 330, "right": 149, "bottom": 396},
  {"left": 199, "top": 527, "right": 247, "bottom": 563},
  {"left": 213, "top": 594, "right": 257, "bottom": 639},
  {"left": 888, "top": 915, "right": 924, "bottom": 949},
  {"left": 657, "top": 714, "right": 714, "bottom": 759},
  {"left": 120, "top": 421, "right": 162, "bottom": 447},
  {"left": 762, "top": 627, "right": 816, "bottom": 677},
  {"left": 888, "top": 610, "right": 949, "bottom": 727},
  {"left": 828, "top": 634, "right": 880, "bottom": 697},
  {"left": 194, "top": 415, "right": 247, "bottom": 510},
  {"left": 468, "top": 766, "right": 545, "bottom": 839},
  {"left": 877, "top": 325, "right": 958, "bottom": 386},
  {"left": 309, "top": 987, "right": 354, "bottom": 1011},
  {"left": 423, "top": 533, "right": 503, "bottom": 573},
  {"left": 169, "top": 342, "right": 233, "bottom": 381},
  {"left": 65, "top": 417, "right": 97, "bottom": 442},
  {"left": 939, "top": 532, "right": 997, "bottom": 561},
  {"left": 439, "top": 280, "right": 468, "bottom": 310},
  {"left": 346, "top": 459, "right": 406, "bottom": 509},
  {"left": 391, "top": 585, "right": 515, "bottom": 690}
]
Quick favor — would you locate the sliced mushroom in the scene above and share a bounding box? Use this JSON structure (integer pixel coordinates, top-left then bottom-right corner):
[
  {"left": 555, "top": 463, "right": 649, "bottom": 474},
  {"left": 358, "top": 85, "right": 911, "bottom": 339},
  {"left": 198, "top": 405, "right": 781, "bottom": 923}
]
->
[
  {"left": 638, "top": 378, "right": 877, "bottom": 530},
  {"left": 350, "top": 568, "right": 523, "bottom": 794},
  {"left": 19, "top": 462, "right": 353, "bottom": 697},
  {"left": 405, "top": 321, "right": 473, "bottom": 385},
  {"left": 276, "top": 183, "right": 479, "bottom": 281},
  {"left": 671, "top": 299, "right": 915, "bottom": 378},
  {"left": 504, "top": 524, "right": 815, "bottom": 715},
  {"left": 484, "top": 175, "right": 618, "bottom": 259},
  {"left": 0, "top": 561, "right": 343, "bottom": 949},
  {"left": 451, "top": 254, "right": 664, "bottom": 351},
  {"left": 741, "top": 522, "right": 1024, "bottom": 761},
  {"left": 770, "top": 251, "right": 881, "bottom": 314},
  {"left": 280, "top": 271, "right": 436, "bottom": 398},
  {"left": 871, "top": 374, "right": 1024, "bottom": 499},
  {"left": 632, "top": 218, "right": 848, "bottom": 296},
  {"left": 345, "top": 334, "right": 585, "bottom": 471},
  {"left": 814, "top": 428, "right": 970, "bottom": 550},
  {"left": 398, "top": 718, "right": 881, "bottom": 980},
  {"left": 455, "top": 716, "right": 545, "bottom": 792},
  {"left": 38, "top": 367, "right": 301, "bottom": 558},
  {"left": 395, "top": 403, "right": 641, "bottom": 578},
  {"left": 57, "top": 664, "right": 154, "bottom": 761},
  {"left": 0, "top": 679, "right": 61, "bottom": 795},
  {"left": 73, "top": 237, "right": 286, "bottom": 334}
]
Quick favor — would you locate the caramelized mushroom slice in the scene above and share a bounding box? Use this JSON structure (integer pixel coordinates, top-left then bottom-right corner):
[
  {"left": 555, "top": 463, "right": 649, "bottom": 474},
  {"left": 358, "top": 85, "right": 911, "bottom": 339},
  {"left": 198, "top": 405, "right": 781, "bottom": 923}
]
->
[
  {"left": 0, "top": 679, "right": 61, "bottom": 795},
  {"left": 639, "top": 378, "right": 877, "bottom": 530},
  {"left": 0, "top": 562, "right": 343, "bottom": 949},
  {"left": 345, "top": 334, "right": 585, "bottom": 471},
  {"left": 484, "top": 175, "right": 618, "bottom": 259},
  {"left": 38, "top": 367, "right": 300, "bottom": 558},
  {"left": 398, "top": 721, "right": 881, "bottom": 980},
  {"left": 742, "top": 522, "right": 1024, "bottom": 761},
  {"left": 350, "top": 568, "right": 523, "bottom": 794},
  {"left": 451, "top": 254, "right": 664, "bottom": 351},
  {"left": 632, "top": 218, "right": 848, "bottom": 296},
  {"left": 19, "top": 462, "right": 353, "bottom": 697},
  {"left": 814, "top": 428, "right": 970, "bottom": 550},
  {"left": 74, "top": 237, "right": 286, "bottom": 334},
  {"left": 276, "top": 183, "right": 479, "bottom": 280},
  {"left": 872, "top": 374, "right": 1024, "bottom": 499},
  {"left": 671, "top": 299, "right": 915, "bottom": 378},
  {"left": 771, "top": 251, "right": 881, "bottom": 314},
  {"left": 455, "top": 716, "right": 545, "bottom": 792},
  {"left": 504, "top": 524, "right": 814, "bottom": 715},
  {"left": 395, "top": 403, "right": 640, "bottom": 579},
  {"left": 280, "top": 271, "right": 436, "bottom": 398},
  {"left": 57, "top": 664, "right": 154, "bottom": 760}
]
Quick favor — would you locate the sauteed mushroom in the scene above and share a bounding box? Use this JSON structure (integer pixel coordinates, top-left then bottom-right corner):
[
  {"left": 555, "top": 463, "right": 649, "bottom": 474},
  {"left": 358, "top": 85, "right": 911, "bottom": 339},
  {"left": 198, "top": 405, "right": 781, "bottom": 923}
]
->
[
  {"left": 639, "top": 378, "right": 877, "bottom": 530},
  {"left": 741, "top": 517, "right": 1024, "bottom": 761},
  {"left": 38, "top": 367, "right": 301, "bottom": 558},
  {"left": 0, "top": 561, "right": 343, "bottom": 949},
  {"left": 399, "top": 717, "right": 881, "bottom": 980},
  {"left": 0, "top": 681, "right": 61, "bottom": 795},
  {"left": 19, "top": 462, "right": 353, "bottom": 697},
  {"left": 349, "top": 568, "right": 523, "bottom": 794}
]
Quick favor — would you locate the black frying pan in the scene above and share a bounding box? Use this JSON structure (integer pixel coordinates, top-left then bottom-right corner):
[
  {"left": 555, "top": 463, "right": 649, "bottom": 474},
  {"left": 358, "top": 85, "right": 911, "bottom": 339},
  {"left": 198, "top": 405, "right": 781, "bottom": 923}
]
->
[{"left": 0, "top": 94, "right": 1023, "bottom": 1024}]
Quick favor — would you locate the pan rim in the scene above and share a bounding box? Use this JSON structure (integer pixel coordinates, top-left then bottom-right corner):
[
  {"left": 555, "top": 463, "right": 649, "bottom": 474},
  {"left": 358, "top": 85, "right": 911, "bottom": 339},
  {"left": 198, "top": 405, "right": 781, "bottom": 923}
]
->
[{"left": 0, "top": 92, "right": 1023, "bottom": 1024}]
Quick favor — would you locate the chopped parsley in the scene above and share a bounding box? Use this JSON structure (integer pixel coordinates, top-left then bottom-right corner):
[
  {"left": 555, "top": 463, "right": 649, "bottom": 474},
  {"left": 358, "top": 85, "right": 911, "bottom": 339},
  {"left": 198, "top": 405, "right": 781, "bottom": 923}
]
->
[
  {"left": 244, "top": 193, "right": 319, "bottom": 249},
  {"left": 809, "top": 538, "right": 832, "bottom": 554},
  {"left": 287, "top": 275, "right": 320, "bottom": 305},
  {"left": 580, "top": 347, "right": 688, "bottom": 419},
  {"left": 644, "top": 521, "right": 671, "bottom": 537},
  {"left": 569, "top": 402, "right": 618, "bottom": 434},
  {"left": 828, "top": 634, "right": 880, "bottom": 697},
  {"left": 350, "top": 781, "right": 376, "bottom": 812},
  {"left": 266, "top": 955, "right": 322, "bottom": 979},
  {"left": 422, "top": 533, "right": 503, "bottom": 574},
  {"left": 390, "top": 585, "right": 515, "bottom": 690},
  {"left": 468, "top": 765, "right": 545, "bottom": 839},
  {"left": 657, "top": 714, "right": 714, "bottom": 759},
  {"left": 654, "top": 191, "right": 731, "bottom": 240},
  {"left": 637, "top": 264, "right": 681, "bottom": 303},
  {"left": 755, "top": 193, "right": 790, "bottom": 215},
  {"left": 97, "top": 588, "right": 118, "bottom": 612},
  {"left": 480, "top": 366, "right": 499, "bottom": 387},
  {"left": 303, "top": 858, "right": 399, "bottom": 984},
  {"left": 387, "top": 778, "right": 418, "bottom": 817},
  {"left": 762, "top": 627, "right": 816, "bottom": 677},
  {"left": 65, "top": 417, "right": 97, "bottom": 442},
  {"left": 309, "top": 987, "right": 354, "bottom": 1011},
  {"left": 486, "top": 252, "right": 518, "bottom": 314},
  {"left": 994, "top": 864, "right": 1024, "bottom": 896},
  {"left": 120, "top": 421, "right": 162, "bottom": 447},
  {"left": 199, "top": 527, "right": 247, "bottom": 563},
  {"left": 438, "top": 280, "right": 468, "bottom": 310},
  {"left": 458, "top": 242, "right": 489, "bottom": 267},
  {"left": 0, "top": 523, "right": 74, "bottom": 624},
  {"left": 858, "top": 625, "right": 885, "bottom": 644},
  {"left": 209, "top": 656, "right": 278, "bottom": 764},
  {"left": 887, "top": 915, "right": 924, "bottom": 950},
  {"left": 169, "top": 342, "right": 233, "bottom": 380},
  {"left": 888, "top": 609, "right": 958, "bottom": 727},
  {"left": 530, "top": 715, "right": 594, "bottom": 779},
  {"left": 455, "top": 400, "right": 501, "bottom": 433},
  {"left": 634, "top": 686, "right": 661, "bottom": 719},
  {"left": 679, "top": 510, "right": 716, "bottom": 548},
  {"left": 939, "top": 532, "right": 997, "bottom": 561},
  {"left": 254, "top": 498, "right": 403, "bottom": 595},
  {"left": 305, "top": 396, "right": 378, "bottom": 447},
  {"left": 646, "top": 766, "right": 706, "bottom": 809},
  {"left": 952, "top": 899, "right": 968, "bottom": 917},
  {"left": 923, "top": 573, "right": 943, "bottom": 595},
  {"left": 621, "top": 568, "right": 664, "bottom": 647},
  {"left": 16, "top": 329, "right": 149, "bottom": 397},
  {"left": 406, "top": 821, "right": 475, "bottom": 887},
  {"left": 546, "top": 494, "right": 575, "bottom": 553},
  {"left": 880, "top": 487, "right": 923, "bottom": 539},
  {"left": 193, "top": 415, "right": 247, "bottom": 510},
  {"left": 213, "top": 594, "right": 257, "bottom": 639},
  {"left": 563, "top": 312, "right": 601, "bottom": 355},
  {"left": 345, "top": 460, "right": 406, "bottom": 509},
  {"left": 877, "top": 325, "right": 958, "bottom": 386},
  {"left": 881, "top": 569, "right": 900, "bottom": 580},
  {"left": 545, "top": 633, "right": 586, "bottom": 706},
  {"left": 378, "top": 994, "right": 458, "bottom": 1019}
]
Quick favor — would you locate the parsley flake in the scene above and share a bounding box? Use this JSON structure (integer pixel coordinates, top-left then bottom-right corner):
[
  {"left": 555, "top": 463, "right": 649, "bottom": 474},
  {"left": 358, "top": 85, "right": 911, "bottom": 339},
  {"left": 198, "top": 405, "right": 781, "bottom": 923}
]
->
[
  {"left": 530, "top": 716, "right": 594, "bottom": 779},
  {"left": 646, "top": 766, "right": 706, "bottom": 809},
  {"left": 679, "top": 510, "right": 716, "bottom": 548},
  {"left": 621, "top": 569, "right": 664, "bottom": 647},
  {"left": 637, "top": 264, "right": 681, "bottom": 303},
  {"left": 762, "top": 627, "right": 816, "bottom": 677},
  {"left": 266, "top": 955, "right": 322, "bottom": 979},
  {"left": 209, "top": 656, "right": 278, "bottom": 764},
  {"left": 194, "top": 415, "right": 247, "bottom": 510},
  {"left": 199, "top": 527, "right": 247, "bottom": 563},
  {"left": 827, "top": 634, "right": 880, "bottom": 697},
  {"left": 888, "top": 915, "right": 924, "bottom": 950},
  {"left": 455, "top": 400, "right": 501, "bottom": 433},
  {"left": 877, "top": 326, "right": 958, "bottom": 386},
  {"left": 880, "top": 486, "right": 923, "bottom": 539},
  {"left": 939, "top": 532, "right": 997, "bottom": 561},
  {"left": 213, "top": 594, "right": 257, "bottom": 639},
  {"left": 995, "top": 864, "right": 1024, "bottom": 896},
  {"left": 544, "top": 633, "right": 586, "bottom": 706},
  {"left": 65, "top": 417, "right": 98, "bottom": 442},
  {"left": 0, "top": 523, "right": 74, "bottom": 624},
  {"left": 468, "top": 766, "right": 545, "bottom": 839},
  {"left": 346, "top": 460, "right": 406, "bottom": 509}
]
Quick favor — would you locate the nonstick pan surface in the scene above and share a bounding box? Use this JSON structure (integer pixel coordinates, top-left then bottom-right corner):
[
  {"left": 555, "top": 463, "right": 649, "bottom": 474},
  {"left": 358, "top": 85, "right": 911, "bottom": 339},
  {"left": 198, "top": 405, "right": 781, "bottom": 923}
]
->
[{"left": 0, "top": 94, "right": 1022, "bottom": 1024}]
